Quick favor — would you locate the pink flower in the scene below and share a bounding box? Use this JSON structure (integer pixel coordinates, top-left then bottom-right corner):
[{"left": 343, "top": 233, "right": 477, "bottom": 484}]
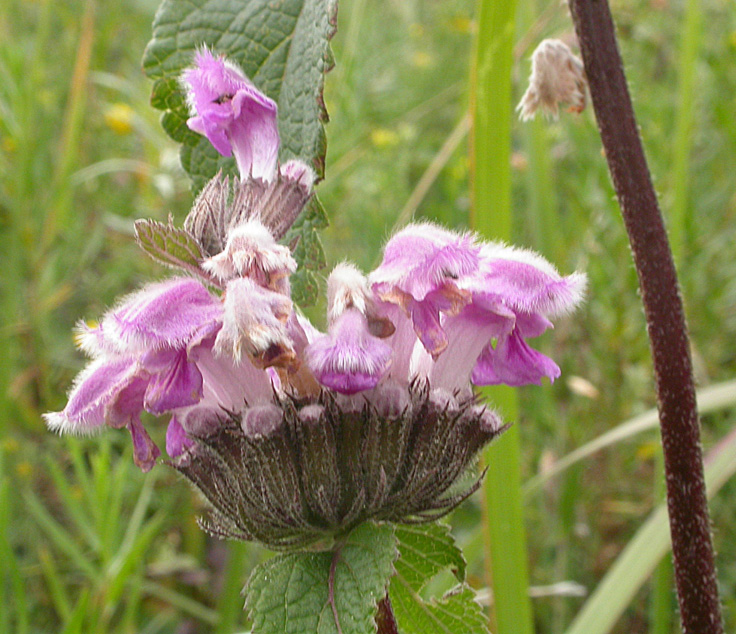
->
[
  {"left": 182, "top": 48, "right": 280, "bottom": 181},
  {"left": 306, "top": 264, "right": 392, "bottom": 394},
  {"left": 45, "top": 278, "right": 275, "bottom": 470},
  {"left": 370, "top": 223, "right": 586, "bottom": 391}
]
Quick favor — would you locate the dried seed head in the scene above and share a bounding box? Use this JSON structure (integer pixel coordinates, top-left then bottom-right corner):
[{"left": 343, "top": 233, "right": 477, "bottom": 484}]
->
[
  {"left": 517, "top": 39, "right": 587, "bottom": 121},
  {"left": 184, "top": 171, "right": 312, "bottom": 262}
]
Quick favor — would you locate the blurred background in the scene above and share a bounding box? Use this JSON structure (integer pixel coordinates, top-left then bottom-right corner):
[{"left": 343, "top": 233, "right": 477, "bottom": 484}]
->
[{"left": 1, "top": 0, "right": 735, "bottom": 632}]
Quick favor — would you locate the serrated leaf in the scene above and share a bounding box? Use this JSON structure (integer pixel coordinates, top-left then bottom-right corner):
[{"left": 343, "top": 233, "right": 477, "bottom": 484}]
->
[
  {"left": 290, "top": 269, "right": 320, "bottom": 306},
  {"left": 393, "top": 524, "right": 466, "bottom": 588},
  {"left": 291, "top": 230, "right": 326, "bottom": 271},
  {"left": 390, "top": 524, "right": 488, "bottom": 634},
  {"left": 179, "top": 139, "right": 236, "bottom": 194},
  {"left": 285, "top": 196, "right": 328, "bottom": 304},
  {"left": 134, "top": 219, "right": 206, "bottom": 276},
  {"left": 245, "top": 522, "right": 398, "bottom": 634},
  {"left": 142, "top": 0, "right": 337, "bottom": 188}
]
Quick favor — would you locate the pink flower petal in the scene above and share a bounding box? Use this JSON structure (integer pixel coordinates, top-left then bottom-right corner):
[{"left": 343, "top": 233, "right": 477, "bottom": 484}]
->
[
  {"left": 142, "top": 348, "right": 204, "bottom": 415},
  {"left": 103, "top": 278, "right": 221, "bottom": 353},
  {"left": 306, "top": 309, "right": 392, "bottom": 395},
  {"left": 472, "top": 328, "right": 561, "bottom": 387}
]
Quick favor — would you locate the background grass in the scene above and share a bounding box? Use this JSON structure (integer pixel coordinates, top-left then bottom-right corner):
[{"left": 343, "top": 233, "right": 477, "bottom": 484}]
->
[{"left": 1, "top": 0, "right": 735, "bottom": 632}]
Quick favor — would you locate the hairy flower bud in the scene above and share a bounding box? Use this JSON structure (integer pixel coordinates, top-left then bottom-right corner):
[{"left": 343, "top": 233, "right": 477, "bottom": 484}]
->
[{"left": 517, "top": 39, "right": 587, "bottom": 121}]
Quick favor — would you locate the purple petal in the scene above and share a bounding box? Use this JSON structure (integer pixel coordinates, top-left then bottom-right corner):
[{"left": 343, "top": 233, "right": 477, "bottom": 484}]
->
[
  {"left": 165, "top": 415, "right": 195, "bottom": 458},
  {"left": 191, "top": 344, "right": 274, "bottom": 410},
  {"left": 103, "top": 278, "right": 221, "bottom": 353},
  {"left": 106, "top": 369, "right": 149, "bottom": 429},
  {"left": 371, "top": 223, "right": 480, "bottom": 302},
  {"left": 407, "top": 285, "right": 470, "bottom": 358},
  {"left": 306, "top": 309, "right": 392, "bottom": 395},
  {"left": 376, "top": 303, "right": 417, "bottom": 384},
  {"left": 188, "top": 114, "right": 232, "bottom": 156},
  {"left": 183, "top": 49, "right": 279, "bottom": 181},
  {"left": 515, "top": 311, "right": 554, "bottom": 338},
  {"left": 141, "top": 348, "right": 203, "bottom": 414},
  {"left": 427, "top": 303, "right": 514, "bottom": 391},
  {"left": 408, "top": 298, "right": 447, "bottom": 358},
  {"left": 472, "top": 328, "right": 560, "bottom": 387},
  {"left": 44, "top": 357, "right": 139, "bottom": 435},
  {"left": 475, "top": 243, "right": 586, "bottom": 317},
  {"left": 128, "top": 417, "right": 161, "bottom": 472}
]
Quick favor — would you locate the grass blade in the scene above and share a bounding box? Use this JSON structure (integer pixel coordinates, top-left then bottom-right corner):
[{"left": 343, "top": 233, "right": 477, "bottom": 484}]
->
[
  {"left": 564, "top": 422, "right": 736, "bottom": 634},
  {"left": 0, "top": 451, "right": 29, "bottom": 634},
  {"left": 37, "top": 545, "right": 73, "bottom": 622},
  {"left": 141, "top": 580, "right": 220, "bottom": 626},
  {"left": 524, "top": 378, "right": 736, "bottom": 495},
  {"left": 44, "top": 454, "right": 101, "bottom": 553},
  {"left": 24, "top": 488, "right": 100, "bottom": 581},
  {"left": 215, "top": 542, "right": 251, "bottom": 634},
  {"left": 668, "top": 0, "right": 702, "bottom": 261},
  {"left": 470, "top": 0, "right": 533, "bottom": 632}
]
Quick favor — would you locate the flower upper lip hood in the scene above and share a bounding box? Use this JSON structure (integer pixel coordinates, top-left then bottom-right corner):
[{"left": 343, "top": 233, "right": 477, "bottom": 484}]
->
[{"left": 369, "top": 222, "right": 480, "bottom": 303}]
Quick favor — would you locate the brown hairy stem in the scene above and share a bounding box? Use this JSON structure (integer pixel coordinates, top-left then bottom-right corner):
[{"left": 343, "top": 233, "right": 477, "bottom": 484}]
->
[{"left": 567, "top": 0, "right": 723, "bottom": 631}]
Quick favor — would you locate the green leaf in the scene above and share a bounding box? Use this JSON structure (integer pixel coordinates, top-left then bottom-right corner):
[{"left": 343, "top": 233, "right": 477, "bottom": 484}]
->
[
  {"left": 285, "top": 196, "right": 328, "bottom": 304},
  {"left": 134, "top": 219, "right": 206, "bottom": 277},
  {"left": 290, "top": 268, "right": 321, "bottom": 306},
  {"left": 390, "top": 524, "right": 488, "bottom": 634},
  {"left": 142, "top": 0, "right": 337, "bottom": 186},
  {"left": 245, "top": 522, "right": 398, "bottom": 634}
]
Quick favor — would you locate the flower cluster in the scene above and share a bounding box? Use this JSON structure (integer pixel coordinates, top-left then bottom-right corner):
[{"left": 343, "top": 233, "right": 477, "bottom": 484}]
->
[{"left": 46, "top": 50, "right": 585, "bottom": 545}]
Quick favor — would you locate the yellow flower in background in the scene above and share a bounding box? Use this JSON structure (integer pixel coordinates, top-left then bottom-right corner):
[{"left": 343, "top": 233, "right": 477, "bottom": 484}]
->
[
  {"left": 412, "top": 51, "right": 433, "bottom": 68},
  {"left": 370, "top": 127, "right": 399, "bottom": 149},
  {"left": 449, "top": 16, "right": 473, "bottom": 34},
  {"left": 104, "top": 103, "right": 135, "bottom": 135},
  {"left": 2, "top": 136, "right": 18, "bottom": 154}
]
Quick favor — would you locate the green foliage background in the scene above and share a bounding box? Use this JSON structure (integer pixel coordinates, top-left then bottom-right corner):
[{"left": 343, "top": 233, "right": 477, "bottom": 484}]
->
[{"left": 1, "top": 0, "right": 736, "bottom": 632}]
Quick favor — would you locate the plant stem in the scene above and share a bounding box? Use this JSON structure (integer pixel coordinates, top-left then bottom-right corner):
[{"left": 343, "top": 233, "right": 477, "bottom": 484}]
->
[
  {"left": 471, "top": 0, "right": 534, "bottom": 631},
  {"left": 567, "top": 1, "right": 723, "bottom": 632},
  {"left": 375, "top": 595, "right": 399, "bottom": 634}
]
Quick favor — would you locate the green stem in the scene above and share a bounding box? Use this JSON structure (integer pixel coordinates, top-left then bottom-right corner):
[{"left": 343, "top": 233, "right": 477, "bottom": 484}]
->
[{"left": 470, "top": 0, "right": 534, "bottom": 632}]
